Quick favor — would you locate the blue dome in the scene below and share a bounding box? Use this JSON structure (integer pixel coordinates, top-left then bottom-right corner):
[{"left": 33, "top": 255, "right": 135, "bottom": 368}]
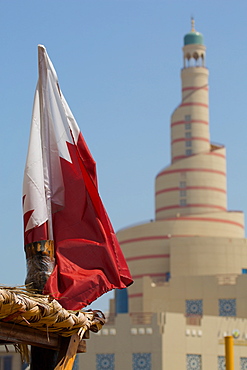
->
[{"left": 184, "top": 31, "right": 204, "bottom": 46}]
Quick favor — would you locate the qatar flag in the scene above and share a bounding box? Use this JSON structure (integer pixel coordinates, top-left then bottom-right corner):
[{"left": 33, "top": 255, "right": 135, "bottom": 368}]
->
[{"left": 23, "top": 45, "right": 133, "bottom": 310}]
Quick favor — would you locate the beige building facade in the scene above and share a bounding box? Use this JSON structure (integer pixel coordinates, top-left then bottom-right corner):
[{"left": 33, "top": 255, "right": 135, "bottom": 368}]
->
[
  {"left": 82, "top": 21, "right": 247, "bottom": 369},
  {"left": 84, "top": 312, "right": 247, "bottom": 369}
]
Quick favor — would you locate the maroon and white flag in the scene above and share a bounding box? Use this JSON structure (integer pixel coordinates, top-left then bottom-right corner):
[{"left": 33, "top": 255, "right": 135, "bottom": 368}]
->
[{"left": 23, "top": 45, "right": 132, "bottom": 310}]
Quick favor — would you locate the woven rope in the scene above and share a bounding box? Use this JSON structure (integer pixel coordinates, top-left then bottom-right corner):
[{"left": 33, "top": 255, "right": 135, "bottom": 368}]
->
[{"left": 0, "top": 287, "right": 104, "bottom": 337}]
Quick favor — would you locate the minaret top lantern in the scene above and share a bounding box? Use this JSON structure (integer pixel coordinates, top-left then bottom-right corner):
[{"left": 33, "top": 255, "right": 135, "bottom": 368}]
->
[{"left": 183, "top": 18, "right": 205, "bottom": 67}]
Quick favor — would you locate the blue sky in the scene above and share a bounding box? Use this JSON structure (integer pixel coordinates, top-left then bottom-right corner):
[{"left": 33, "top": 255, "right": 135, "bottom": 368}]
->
[{"left": 1, "top": 0, "right": 247, "bottom": 312}]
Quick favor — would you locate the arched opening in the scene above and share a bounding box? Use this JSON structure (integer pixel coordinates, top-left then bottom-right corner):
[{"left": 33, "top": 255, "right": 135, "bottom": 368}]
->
[
  {"left": 184, "top": 50, "right": 206, "bottom": 68},
  {"left": 201, "top": 53, "right": 205, "bottom": 67},
  {"left": 193, "top": 52, "right": 199, "bottom": 60},
  {"left": 185, "top": 53, "right": 191, "bottom": 68}
]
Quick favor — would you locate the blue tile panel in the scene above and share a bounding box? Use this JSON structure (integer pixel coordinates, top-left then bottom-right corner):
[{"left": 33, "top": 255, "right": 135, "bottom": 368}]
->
[
  {"left": 2, "top": 356, "right": 12, "bottom": 370},
  {"left": 133, "top": 353, "right": 151, "bottom": 370},
  {"left": 96, "top": 354, "right": 115, "bottom": 370},
  {"left": 186, "top": 354, "right": 202, "bottom": 370},
  {"left": 186, "top": 300, "right": 203, "bottom": 315},
  {"left": 240, "top": 357, "right": 247, "bottom": 370},
  {"left": 219, "top": 299, "right": 236, "bottom": 317},
  {"left": 72, "top": 355, "right": 79, "bottom": 370},
  {"left": 218, "top": 356, "right": 225, "bottom": 370}
]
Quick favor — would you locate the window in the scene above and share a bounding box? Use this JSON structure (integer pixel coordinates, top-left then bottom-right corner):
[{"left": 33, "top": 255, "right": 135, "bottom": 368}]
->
[
  {"left": 72, "top": 356, "right": 79, "bottom": 370},
  {"left": 185, "top": 115, "right": 191, "bottom": 121},
  {"left": 0, "top": 356, "right": 12, "bottom": 370},
  {"left": 138, "top": 328, "right": 145, "bottom": 335},
  {"left": 180, "top": 199, "right": 187, "bottom": 206},
  {"left": 185, "top": 123, "right": 191, "bottom": 130},
  {"left": 131, "top": 328, "right": 138, "bottom": 335},
  {"left": 186, "top": 141, "right": 192, "bottom": 147},
  {"left": 219, "top": 299, "right": 236, "bottom": 317},
  {"left": 179, "top": 181, "right": 186, "bottom": 188},
  {"left": 166, "top": 272, "right": 171, "bottom": 282},
  {"left": 180, "top": 190, "right": 186, "bottom": 197},
  {"left": 185, "top": 132, "right": 192, "bottom": 138},
  {"left": 186, "top": 149, "right": 192, "bottom": 156}
]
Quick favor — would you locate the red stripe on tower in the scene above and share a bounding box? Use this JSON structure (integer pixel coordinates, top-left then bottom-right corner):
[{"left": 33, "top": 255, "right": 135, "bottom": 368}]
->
[
  {"left": 157, "top": 168, "right": 226, "bottom": 178},
  {"left": 172, "top": 137, "right": 210, "bottom": 144},
  {"left": 156, "top": 186, "right": 226, "bottom": 196},
  {"left": 182, "top": 86, "right": 208, "bottom": 91},
  {"left": 171, "top": 119, "right": 208, "bottom": 127},
  {"left": 156, "top": 204, "right": 227, "bottom": 213}
]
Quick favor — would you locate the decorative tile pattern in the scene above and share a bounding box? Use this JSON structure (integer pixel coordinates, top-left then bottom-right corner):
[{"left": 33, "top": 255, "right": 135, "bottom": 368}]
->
[
  {"left": 219, "top": 299, "right": 236, "bottom": 317},
  {"left": 186, "top": 354, "right": 201, "bottom": 370},
  {"left": 96, "top": 354, "right": 115, "bottom": 370},
  {"left": 133, "top": 353, "right": 151, "bottom": 370},
  {"left": 240, "top": 357, "right": 247, "bottom": 370},
  {"left": 218, "top": 356, "right": 225, "bottom": 370},
  {"left": 186, "top": 300, "right": 203, "bottom": 316}
]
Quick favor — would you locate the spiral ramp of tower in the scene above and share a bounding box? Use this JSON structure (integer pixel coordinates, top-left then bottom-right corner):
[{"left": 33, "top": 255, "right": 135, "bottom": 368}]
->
[{"left": 116, "top": 22, "right": 246, "bottom": 314}]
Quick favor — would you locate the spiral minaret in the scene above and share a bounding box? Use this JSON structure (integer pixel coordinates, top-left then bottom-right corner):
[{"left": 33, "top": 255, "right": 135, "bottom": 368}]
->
[
  {"left": 156, "top": 19, "right": 226, "bottom": 219},
  {"left": 116, "top": 20, "right": 245, "bottom": 314}
]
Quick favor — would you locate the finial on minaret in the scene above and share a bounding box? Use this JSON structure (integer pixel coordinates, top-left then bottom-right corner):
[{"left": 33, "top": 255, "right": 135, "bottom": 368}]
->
[{"left": 191, "top": 16, "right": 195, "bottom": 32}]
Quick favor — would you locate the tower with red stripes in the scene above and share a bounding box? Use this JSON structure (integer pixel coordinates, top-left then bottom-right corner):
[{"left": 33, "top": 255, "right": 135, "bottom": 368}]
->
[
  {"left": 156, "top": 18, "right": 226, "bottom": 220},
  {"left": 115, "top": 20, "right": 246, "bottom": 314}
]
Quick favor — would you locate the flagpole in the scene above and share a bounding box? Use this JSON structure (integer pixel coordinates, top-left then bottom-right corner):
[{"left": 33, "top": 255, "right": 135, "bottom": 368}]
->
[
  {"left": 27, "top": 45, "right": 57, "bottom": 370},
  {"left": 38, "top": 45, "right": 54, "bottom": 241}
]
